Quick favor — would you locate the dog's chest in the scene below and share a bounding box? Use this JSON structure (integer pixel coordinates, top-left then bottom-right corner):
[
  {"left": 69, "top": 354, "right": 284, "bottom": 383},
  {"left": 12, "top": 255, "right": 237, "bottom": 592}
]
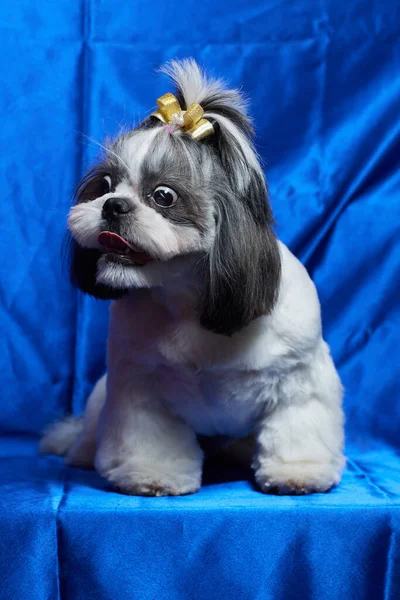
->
[
  {"left": 155, "top": 363, "right": 270, "bottom": 437},
  {"left": 110, "top": 295, "right": 278, "bottom": 436}
]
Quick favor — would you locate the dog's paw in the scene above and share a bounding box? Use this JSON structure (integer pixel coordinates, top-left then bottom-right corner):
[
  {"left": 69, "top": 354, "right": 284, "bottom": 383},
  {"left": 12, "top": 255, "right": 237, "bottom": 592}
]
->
[
  {"left": 255, "top": 459, "right": 343, "bottom": 495},
  {"left": 96, "top": 456, "right": 201, "bottom": 497},
  {"left": 116, "top": 480, "right": 199, "bottom": 497}
]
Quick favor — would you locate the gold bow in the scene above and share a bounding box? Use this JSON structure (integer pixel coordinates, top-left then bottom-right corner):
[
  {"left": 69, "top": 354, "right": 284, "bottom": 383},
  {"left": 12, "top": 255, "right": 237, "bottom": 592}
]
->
[{"left": 151, "top": 92, "right": 214, "bottom": 141}]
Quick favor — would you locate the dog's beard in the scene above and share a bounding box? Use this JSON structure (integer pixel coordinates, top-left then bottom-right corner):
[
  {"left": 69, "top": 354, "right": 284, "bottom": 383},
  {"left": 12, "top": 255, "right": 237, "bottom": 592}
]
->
[
  {"left": 96, "top": 254, "right": 161, "bottom": 289},
  {"left": 96, "top": 252, "right": 201, "bottom": 290}
]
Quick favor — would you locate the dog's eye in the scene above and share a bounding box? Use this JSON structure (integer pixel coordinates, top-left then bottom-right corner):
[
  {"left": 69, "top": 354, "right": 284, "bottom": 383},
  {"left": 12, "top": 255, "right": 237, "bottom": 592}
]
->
[
  {"left": 88, "top": 176, "right": 111, "bottom": 198},
  {"left": 152, "top": 186, "right": 178, "bottom": 208},
  {"left": 79, "top": 173, "right": 112, "bottom": 203},
  {"left": 92, "top": 175, "right": 111, "bottom": 198},
  {"left": 103, "top": 175, "right": 112, "bottom": 192},
  {"left": 98, "top": 175, "right": 112, "bottom": 196}
]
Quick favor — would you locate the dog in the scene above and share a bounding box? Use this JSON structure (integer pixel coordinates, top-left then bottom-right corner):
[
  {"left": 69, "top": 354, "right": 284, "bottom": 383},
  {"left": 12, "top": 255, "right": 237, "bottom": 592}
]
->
[{"left": 41, "top": 59, "right": 345, "bottom": 496}]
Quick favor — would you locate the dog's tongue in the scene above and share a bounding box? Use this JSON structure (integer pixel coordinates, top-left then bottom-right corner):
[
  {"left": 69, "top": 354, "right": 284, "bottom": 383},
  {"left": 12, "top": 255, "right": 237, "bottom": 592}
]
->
[
  {"left": 97, "top": 231, "right": 153, "bottom": 265},
  {"left": 98, "top": 231, "right": 134, "bottom": 252}
]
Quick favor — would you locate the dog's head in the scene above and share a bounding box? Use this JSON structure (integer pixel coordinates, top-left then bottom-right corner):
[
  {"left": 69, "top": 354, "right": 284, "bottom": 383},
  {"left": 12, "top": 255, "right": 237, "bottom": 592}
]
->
[{"left": 69, "top": 59, "right": 281, "bottom": 335}]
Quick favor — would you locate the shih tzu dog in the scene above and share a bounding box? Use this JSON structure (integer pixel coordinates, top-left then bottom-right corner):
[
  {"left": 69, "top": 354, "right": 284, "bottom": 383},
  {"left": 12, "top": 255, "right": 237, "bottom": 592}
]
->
[{"left": 41, "top": 59, "right": 345, "bottom": 496}]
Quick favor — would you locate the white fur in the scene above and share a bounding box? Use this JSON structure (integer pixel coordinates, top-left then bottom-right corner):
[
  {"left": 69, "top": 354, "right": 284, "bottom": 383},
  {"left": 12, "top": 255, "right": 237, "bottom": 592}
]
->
[
  {"left": 68, "top": 196, "right": 106, "bottom": 249},
  {"left": 43, "top": 242, "right": 345, "bottom": 495},
  {"left": 40, "top": 415, "right": 83, "bottom": 456},
  {"left": 119, "top": 129, "right": 160, "bottom": 182}
]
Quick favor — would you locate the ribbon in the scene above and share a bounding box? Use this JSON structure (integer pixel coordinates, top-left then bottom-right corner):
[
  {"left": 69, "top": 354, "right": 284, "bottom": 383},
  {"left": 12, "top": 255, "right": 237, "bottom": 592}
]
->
[{"left": 151, "top": 93, "right": 214, "bottom": 141}]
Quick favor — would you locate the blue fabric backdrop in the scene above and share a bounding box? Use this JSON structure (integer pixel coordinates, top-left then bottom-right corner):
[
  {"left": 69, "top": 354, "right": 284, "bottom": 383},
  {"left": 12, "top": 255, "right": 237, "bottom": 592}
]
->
[{"left": 0, "top": 1, "right": 399, "bottom": 598}]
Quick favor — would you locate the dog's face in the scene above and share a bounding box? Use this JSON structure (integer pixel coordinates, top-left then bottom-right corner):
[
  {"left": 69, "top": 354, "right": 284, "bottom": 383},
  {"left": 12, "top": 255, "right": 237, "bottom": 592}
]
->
[
  {"left": 69, "top": 127, "right": 216, "bottom": 291},
  {"left": 69, "top": 59, "right": 281, "bottom": 335}
]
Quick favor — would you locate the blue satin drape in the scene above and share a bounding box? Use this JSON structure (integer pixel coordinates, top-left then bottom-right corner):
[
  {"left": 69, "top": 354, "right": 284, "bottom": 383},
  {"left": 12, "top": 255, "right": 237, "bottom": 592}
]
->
[{"left": 0, "top": 1, "right": 399, "bottom": 598}]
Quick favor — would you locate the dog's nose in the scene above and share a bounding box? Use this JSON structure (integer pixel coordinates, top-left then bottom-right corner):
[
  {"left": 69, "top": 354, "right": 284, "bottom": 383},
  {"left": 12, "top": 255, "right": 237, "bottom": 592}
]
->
[{"left": 102, "top": 197, "right": 132, "bottom": 219}]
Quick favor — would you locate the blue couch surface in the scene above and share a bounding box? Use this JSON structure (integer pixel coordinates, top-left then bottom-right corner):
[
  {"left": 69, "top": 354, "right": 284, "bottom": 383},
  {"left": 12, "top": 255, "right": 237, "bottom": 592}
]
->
[
  {"left": 1, "top": 1, "right": 399, "bottom": 598},
  {"left": 0, "top": 439, "right": 399, "bottom": 599}
]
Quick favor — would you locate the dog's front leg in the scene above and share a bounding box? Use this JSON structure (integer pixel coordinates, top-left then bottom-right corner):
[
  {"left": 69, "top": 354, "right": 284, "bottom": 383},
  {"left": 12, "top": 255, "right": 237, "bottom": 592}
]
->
[
  {"left": 252, "top": 349, "right": 345, "bottom": 495},
  {"left": 95, "top": 369, "right": 203, "bottom": 496}
]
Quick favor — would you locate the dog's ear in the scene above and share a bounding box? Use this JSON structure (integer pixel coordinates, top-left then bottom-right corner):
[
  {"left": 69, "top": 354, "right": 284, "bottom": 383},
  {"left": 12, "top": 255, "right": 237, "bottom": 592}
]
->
[
  {"left": 197, "top": 186, "right": 281, "bottom": 336},
  {"left": 197, "top": 117, "right": 281, "bottom": 336},
  {"left": 70, "top": 241, "right": 125, "bottom": 300}
]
